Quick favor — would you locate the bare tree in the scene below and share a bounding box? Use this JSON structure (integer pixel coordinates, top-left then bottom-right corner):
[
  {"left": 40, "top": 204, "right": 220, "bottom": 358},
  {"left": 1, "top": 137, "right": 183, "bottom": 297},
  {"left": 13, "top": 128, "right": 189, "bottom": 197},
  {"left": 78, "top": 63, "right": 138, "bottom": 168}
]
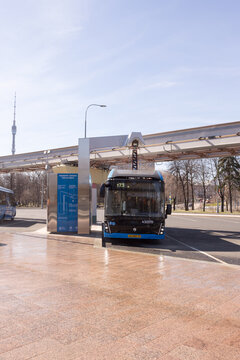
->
[
  {"left": 164, "top": 171, "right": 179, "bottom": 210},
  {"left": 212, "top": 159, "right": 225, "bottom": 212},
  {"left": 197, "top": 159, "right": 211, "bottom": 212},
  {"left": 188, "top": 160, "right": 198, "bottom": 210},
  {"left": 168, "top": 160, "right": 190, "bottom": 211},
  {"left": 0, "top": 171, "right": 47, "bottom": 207}
]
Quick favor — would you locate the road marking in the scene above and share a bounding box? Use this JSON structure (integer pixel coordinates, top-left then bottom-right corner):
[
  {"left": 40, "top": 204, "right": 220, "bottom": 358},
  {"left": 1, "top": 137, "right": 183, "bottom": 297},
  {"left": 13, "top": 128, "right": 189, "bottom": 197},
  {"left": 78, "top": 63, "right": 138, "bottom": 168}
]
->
[{"left": 166, "top": 234, "right": 228, "bottom": 265}]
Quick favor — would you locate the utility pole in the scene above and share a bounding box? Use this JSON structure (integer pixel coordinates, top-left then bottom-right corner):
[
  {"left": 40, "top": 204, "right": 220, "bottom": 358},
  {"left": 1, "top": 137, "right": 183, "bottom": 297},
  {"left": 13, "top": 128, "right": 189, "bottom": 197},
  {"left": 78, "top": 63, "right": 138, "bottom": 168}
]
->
[
  {"left": 10, "top": 93, "right": 17, "bottom": 191},
  {"left": 11, "top": 92, "right": 17, "bottom": 155}
]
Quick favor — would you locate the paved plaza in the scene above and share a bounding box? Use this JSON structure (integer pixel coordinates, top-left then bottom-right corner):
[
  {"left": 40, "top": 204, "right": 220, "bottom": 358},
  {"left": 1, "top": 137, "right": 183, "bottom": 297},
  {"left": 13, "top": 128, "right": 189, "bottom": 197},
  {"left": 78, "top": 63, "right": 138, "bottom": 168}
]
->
[
  {"left": 2, "top": 209, "right": 240, "bottom": 265},
  {"left": 0, "top": 224, "right": 240, "bottom": 359}
]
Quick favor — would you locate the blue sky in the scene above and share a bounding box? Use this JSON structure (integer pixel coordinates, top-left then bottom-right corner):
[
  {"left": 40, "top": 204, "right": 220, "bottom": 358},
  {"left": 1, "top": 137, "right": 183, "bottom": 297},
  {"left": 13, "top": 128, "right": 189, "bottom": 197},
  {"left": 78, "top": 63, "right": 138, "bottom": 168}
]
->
[{"left": 1, "top": 0, "right": 240, "bottom": 155}]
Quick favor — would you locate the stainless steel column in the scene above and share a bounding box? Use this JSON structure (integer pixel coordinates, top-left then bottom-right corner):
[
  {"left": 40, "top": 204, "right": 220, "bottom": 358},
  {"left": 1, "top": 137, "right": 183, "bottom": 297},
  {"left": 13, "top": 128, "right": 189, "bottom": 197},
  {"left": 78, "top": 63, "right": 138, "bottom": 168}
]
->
[
  {"left": 78, "top": 138, "right": 91, "bottom": 234},
  {"left": 47, "top": 173, "right": 58, "bottom": 232}
]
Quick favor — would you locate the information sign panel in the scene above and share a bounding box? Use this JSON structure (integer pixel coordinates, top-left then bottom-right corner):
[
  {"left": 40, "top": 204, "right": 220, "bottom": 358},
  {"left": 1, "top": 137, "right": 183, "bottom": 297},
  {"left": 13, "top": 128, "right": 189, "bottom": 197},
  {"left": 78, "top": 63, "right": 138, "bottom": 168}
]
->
[{"left": 57, "top": 174, "right": 78, "bottom": 232}]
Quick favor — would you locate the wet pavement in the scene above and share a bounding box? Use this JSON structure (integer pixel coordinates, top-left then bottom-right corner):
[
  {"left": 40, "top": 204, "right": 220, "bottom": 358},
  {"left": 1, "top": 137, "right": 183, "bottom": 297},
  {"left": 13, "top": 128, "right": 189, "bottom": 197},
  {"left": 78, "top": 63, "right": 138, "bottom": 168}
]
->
[
  {"left": 0, "top": 229, "right": 240, "bottom": 359},
  {"left": 2, "top": 209, "right": 240, "bottom": 265}
]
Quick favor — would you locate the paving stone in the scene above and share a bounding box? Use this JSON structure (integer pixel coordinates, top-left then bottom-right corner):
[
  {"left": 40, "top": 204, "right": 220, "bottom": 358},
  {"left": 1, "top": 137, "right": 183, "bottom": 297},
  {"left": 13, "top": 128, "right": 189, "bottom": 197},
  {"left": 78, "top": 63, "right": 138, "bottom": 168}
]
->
[{"left": 0, "top": 231, "right": 239, "bottom": 359}]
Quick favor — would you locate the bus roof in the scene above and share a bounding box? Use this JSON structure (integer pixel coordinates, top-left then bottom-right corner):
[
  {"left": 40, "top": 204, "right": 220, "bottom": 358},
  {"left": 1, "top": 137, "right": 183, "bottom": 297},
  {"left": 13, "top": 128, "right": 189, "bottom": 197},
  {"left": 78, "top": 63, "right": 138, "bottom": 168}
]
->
[
  {"left": 108, "top": 169, "right": 164, "bottom": 181},
  {"left": 0, "top": 186, "right": 14, "bottom": 194}
]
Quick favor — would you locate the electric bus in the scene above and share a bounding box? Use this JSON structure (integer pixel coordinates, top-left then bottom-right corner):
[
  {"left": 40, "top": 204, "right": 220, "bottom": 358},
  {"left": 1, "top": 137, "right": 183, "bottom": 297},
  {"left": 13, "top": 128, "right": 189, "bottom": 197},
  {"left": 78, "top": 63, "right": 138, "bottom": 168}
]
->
[
  {"left": 0, "top": 186, "right": 16, "bottom": 222},
  {"left": 101, "top": 169, "right": 171, "bottom": 241}
]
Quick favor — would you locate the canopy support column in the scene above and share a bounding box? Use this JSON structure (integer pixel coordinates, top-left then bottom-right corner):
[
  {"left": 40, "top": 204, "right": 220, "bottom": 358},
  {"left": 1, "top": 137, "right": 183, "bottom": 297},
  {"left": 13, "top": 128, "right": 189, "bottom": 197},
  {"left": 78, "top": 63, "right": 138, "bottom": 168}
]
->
[{"left": 78, "top": 138, "right": 91, "bottom": 234}]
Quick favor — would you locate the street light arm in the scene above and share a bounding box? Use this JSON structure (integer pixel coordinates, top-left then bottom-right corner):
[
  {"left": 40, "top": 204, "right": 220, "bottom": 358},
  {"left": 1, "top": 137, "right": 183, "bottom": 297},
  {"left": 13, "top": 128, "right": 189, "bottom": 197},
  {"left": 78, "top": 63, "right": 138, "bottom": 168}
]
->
[{"left": 84, "top": 104, "right": 107, "bottom": 138}]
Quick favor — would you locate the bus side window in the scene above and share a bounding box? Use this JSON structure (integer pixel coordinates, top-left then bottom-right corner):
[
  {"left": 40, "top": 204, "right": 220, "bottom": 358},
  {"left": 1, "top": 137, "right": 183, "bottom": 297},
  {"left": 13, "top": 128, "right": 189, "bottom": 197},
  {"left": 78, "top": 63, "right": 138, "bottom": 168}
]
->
[
  {"left": 100, "top": 184, "right": 105, "bottom": 198},
  {"left": 0, "top": 192, "right": 7, "bottom": 205},
  {"left": 5, "top": 194, "right": 9, "bottom": 206},
  {"left": 10, "top": 194, "right": 16, "bottom": 206}
]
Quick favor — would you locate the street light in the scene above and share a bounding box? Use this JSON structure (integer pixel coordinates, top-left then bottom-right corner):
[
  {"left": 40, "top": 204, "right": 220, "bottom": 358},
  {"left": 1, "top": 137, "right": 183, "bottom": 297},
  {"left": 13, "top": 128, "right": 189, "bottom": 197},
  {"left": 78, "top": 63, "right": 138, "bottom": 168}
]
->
[
  {"left": 41, "top": 150, "right": 50, "bottom": 209},
  {"left": 84, "top": 104, "right": 107, "bottom": 138}
]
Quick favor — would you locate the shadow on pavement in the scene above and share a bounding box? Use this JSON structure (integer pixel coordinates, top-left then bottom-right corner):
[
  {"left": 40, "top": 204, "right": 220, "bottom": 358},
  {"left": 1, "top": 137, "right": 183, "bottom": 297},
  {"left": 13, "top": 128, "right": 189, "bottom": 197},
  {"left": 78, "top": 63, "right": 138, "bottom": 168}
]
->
[
  {"left": 105, "top": 228, "right": 239, "bottom": 250},
  {"left": 103, "top": 227, "right": 240, "bottom": 265},
  {"left": 166, "top": 227, "right": 240, "bottom": 251},
  {"left": 0, "top": 218, "right": 46, "bottom": 228}
]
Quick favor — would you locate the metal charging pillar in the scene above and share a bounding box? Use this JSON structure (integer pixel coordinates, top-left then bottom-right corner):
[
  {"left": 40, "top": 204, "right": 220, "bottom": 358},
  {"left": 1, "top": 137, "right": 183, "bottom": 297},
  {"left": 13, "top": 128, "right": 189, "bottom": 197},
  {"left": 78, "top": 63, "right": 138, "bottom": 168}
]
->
[{"left": 78, "top": 138, "right": 91, "bottom": 234}]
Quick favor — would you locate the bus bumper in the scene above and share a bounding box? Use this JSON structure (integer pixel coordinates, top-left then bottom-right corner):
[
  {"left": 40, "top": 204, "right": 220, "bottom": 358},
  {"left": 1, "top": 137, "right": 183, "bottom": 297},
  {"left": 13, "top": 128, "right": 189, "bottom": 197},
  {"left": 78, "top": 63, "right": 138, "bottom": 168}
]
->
[{"left": 104, "top": 232, "right": 165, "bottom": 240}]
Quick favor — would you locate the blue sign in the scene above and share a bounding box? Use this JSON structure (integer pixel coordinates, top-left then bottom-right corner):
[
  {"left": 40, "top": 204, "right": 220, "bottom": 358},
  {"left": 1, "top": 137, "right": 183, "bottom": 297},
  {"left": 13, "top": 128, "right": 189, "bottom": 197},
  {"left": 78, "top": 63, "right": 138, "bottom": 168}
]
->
[{"left": 57, "top": 174, "right": 78, "bottom": 232}]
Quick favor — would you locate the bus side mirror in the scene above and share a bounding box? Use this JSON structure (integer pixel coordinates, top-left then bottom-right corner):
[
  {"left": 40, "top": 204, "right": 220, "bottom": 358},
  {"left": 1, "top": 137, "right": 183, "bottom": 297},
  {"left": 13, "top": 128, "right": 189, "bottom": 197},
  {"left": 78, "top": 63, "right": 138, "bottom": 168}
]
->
[
  {"left": 100, "top": 184, "right": 105, "bottom": 198},
  {"left": 166, "top": 204, "right": 172, "bottom": 216}
]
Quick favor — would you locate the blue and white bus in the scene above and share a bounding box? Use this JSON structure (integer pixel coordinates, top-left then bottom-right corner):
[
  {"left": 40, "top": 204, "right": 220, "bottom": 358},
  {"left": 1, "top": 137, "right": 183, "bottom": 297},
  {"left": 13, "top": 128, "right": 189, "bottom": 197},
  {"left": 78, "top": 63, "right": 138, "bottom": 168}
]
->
[
  {"left": 101, "top": 169, "right": 171, "bottom": 241},
  {"left": 0, "top": 186, "right": 16, "bottom": 222}
]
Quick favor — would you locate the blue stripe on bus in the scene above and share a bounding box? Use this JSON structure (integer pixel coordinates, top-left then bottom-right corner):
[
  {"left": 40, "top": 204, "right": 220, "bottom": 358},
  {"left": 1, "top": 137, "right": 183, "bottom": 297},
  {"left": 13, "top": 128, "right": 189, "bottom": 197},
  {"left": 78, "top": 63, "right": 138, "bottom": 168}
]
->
[{"left": 104, "top": 232, "right": 165, "bottom": 240}]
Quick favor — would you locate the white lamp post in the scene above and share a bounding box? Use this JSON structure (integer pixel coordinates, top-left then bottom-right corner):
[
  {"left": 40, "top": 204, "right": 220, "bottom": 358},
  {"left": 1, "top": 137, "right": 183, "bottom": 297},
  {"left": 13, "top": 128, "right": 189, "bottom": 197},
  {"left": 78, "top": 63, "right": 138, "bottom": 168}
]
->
[{"left": 84, "top": 104, "right": 106, "bottom": 138}]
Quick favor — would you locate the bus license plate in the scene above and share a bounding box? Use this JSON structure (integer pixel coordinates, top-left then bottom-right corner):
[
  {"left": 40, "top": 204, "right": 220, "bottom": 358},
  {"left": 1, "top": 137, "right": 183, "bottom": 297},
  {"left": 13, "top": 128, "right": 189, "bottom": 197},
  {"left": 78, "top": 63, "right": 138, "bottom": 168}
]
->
[{"left": 128, "top": 234, "right": 141, "bottom": 238}]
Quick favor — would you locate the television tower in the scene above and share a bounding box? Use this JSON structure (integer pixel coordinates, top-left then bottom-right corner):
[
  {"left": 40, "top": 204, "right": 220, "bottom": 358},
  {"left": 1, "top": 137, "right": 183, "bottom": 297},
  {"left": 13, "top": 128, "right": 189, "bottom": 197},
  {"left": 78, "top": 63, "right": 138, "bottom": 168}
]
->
[{"left": 11, "top": 92, "right": 17, "bottom": 155}]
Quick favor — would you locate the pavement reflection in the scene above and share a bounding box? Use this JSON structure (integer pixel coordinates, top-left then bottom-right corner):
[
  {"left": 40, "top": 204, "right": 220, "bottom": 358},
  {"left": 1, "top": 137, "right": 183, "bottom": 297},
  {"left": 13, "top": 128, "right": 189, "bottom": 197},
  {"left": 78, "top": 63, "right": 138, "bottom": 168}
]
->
[{"left": 0, "top": 230, "right": 239, "bottom": 359}]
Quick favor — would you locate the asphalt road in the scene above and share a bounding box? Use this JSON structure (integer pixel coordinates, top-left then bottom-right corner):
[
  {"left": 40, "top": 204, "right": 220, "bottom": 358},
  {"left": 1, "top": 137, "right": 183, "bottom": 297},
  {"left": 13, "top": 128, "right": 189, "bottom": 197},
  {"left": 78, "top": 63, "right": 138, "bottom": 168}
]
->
[
  {"left": 0, "top": 209, "right": 239, "bottom": 265},
  {"left": 0, "top": 208, "right": 47, "bottom": 233},
  {"left": 105, "top": 213, "right": 240, "bottom": 266}
]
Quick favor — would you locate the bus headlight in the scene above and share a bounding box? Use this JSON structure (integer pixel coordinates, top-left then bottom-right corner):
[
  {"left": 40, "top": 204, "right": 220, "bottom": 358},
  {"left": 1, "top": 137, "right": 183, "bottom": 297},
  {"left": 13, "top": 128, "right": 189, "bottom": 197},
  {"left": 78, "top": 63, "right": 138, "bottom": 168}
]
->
[
  {"left": 104, "top": 222, "right": 109, "bottom": 233},
  {"left": 159, "top": 224, "right": 165, "bottom": 235}
]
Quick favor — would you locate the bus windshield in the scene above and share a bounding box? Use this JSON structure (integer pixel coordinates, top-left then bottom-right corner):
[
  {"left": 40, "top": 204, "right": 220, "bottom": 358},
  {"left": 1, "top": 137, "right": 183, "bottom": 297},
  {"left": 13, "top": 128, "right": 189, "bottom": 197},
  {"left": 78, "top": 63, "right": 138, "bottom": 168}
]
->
[{"left": 105, "top": 179, "right": 164, "bottom": 217}]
